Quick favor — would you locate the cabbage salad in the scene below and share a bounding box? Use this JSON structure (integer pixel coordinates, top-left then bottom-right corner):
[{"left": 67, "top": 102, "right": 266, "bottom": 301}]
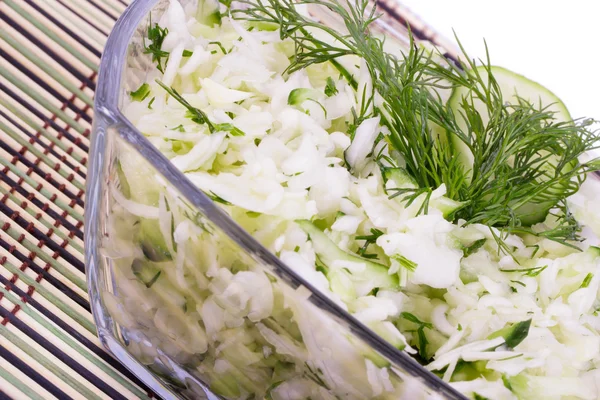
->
[{"left": 110, "top": 0, "right": 600, "bottom": 398}]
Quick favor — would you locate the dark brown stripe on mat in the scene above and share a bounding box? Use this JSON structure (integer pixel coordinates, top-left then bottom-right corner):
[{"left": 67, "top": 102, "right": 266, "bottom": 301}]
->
[
  {"left": 58, "top": 0, "right": 119, "bottom": 23},
  {"left": 0, "top": 12, "right": 97, "bottom": 90},
  {"left": 0, "top": 273, "right": 155, "bottom": 396},
  {"left": 0, "top": 50, "right": 93, "bottom": 123},
  {"left": 0, "top": 171, "right": 84, "bottom": 240},
  {"left": 0, "top": 142, "right": 85, "bottom": 208},
  {"left": 0, "top": 84, "right": 91, "bottom": 155},
  {"left": 0, "top": 344, "right": 75, "bottom": 400},
  {"left": 0, "top": 390, "right": 12, "bottom": 400},
  {"left": 0, "top": 109, "right": 86, "bottom": 179},
  {"left": 0, "top": 307, "right": 130, "bottom": 400},
  {"left": 0, "top": 236, "right": 90, "bottom": 312},
  {"left": 23, "top": 0, "right": 103, "bottom": 58}
]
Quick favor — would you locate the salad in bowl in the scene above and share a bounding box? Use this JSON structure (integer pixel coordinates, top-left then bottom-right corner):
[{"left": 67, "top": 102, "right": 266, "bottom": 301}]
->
[{"left": 87, "top": 0, "right": 600, "bottom": 398}]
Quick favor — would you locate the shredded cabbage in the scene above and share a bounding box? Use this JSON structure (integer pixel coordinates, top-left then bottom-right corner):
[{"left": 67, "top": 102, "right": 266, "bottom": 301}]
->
[{"left": 107, "top": 1, "right": 600, "bottom": 399}]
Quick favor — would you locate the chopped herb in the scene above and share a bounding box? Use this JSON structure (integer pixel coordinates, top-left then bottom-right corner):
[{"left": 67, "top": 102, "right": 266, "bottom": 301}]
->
[
  {"left": 501, "top": 265, "right": 548, "bottom": 277},
  {"left": 294, "top": 246, "right": 300, "bottom": 252},
  {"left": 463, "top": 238, "right": 486, "bottom": 257},
  {"left": 457, "top": 324, "right": 463, "bottom": 331},
  {"left": 526, "top": 244, "right": 540, "bottom": 258},
  {"left": 147, "top": 97, "right": 155, "bottom": 109},
  {"left": 130, "top": 83, "right": 151, "bottom": 102},
  {"left": 234, "top": 0, "right": 600, "bottom": 249},
  {"left": 246, "top": 211, "right": 261, "bottom": 218},
  {"left": 182, "top": 49, "right": 194, "bottom": 57},
  {"left": 156, "top": 80, "right": 211, "bottom": 125},
  {"left": 511, "top": 280, "right": 526, "bottom": 287},
  {"left": 171, "top": 124, "right": 185, "bottom": 132},
  {"left": 355, "top": 228, "right": 384, "bottom": 259},
  {"left": 401, "top": 312, "right": 433, "bottom": 328},
  {"left": 254, "top": 138, "right": 262, "bottom": 146},
  {"left": 143, "top": 20, "right": 169, "bottom": 73},
  {"left": 208, "top": 191, "right": 231, "bottom": 205},
  {"left": 324, "top": 77, "right": 338, "bottom": 97},
  {"left": 502, "top": 374, "right": 513, "bottom": 392},
  {"left": 580, "top": 273, "right": 593, "bottom": 288},
  {"left": 401, "top": 313, "right": 433, "bottom": 360},
  {"left": 214, "top": 122, "right": 246, "bottom": 136},
  {"left": 473, "top": 394, "right": 490, "bottom": 400},
  {"left": 488, "top": 319, "right": 532, "bottom": 348},
  {"left": 392, "top": 255, "right": 417, "bottom": 272},
  {"left": 157, "top": 80, "right": 244, "bottom": 136},
  {"left": 265, "top": 381, "right": 284, "bottom": 400},
  {"left": 145, "top": 271, "right": 161, "bottom": 288},
  {"left": 208, "top": 41, "right": 228, "bottom": 54}
]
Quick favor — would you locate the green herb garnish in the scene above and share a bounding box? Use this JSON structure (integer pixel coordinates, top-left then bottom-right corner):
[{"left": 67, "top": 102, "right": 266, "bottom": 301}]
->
[
  {"left": 156, "top": 80, "right": 246, "bottom": 136},
  {"left": 324, "top": 77, "right": 338, "bottom": 97},
  {"left": 355, "top": 228, "right": 383, "bottom": 259},
  {"left": 234, "top": 0, "right": 600, "bottom": 248},
  {"left": 400, "top": 312, "right": 433, "bottom": 360},
  {"left": 143, "top": 20, "right": 169, "bottom": 73},
  {"left": 501, "top": 265, "right": 547, "bottom": 277},
  {"left": 463, "top": 238, "right": 487, "bottom": 258},
  {"left": 580, "top": 272, "right": 593, "bottom": 288},
  {"left": 391, "top": 255, "right": 417, "bottom": 272},
  {"left": 130, "top": 83, "right": 151, "bottom": 102}
]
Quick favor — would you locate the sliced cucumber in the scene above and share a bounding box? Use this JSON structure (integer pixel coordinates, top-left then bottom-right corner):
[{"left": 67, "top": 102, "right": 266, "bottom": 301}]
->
[
  {"left": 487, "top": 318, "right": 532, "bottom": 349},
  {"left": 296, "top": 220, "right": 399, "bottom": 296},
  {"left": 196, "top": 0, "right": 221, "bottom": 27},
  {"left": 448, "top": 65, "right": 571, "bottom": 174},
  {"left": 383, "top": 167, "right": 466, "bottom": 218},
  {"left": 382, "top": 167, "right": 417, "bottom": 189},
  {"left": 287, "top": 88, "right": 321, "bottom": 106},
  {"left": 138, "top": 218, "right": 172, "bottom": 262},
  {"left": 447, "top": 66, "right": 572, "bottom": 225},
  {"left": 132, "top": 258, "right": 162, "bottom": 288}
]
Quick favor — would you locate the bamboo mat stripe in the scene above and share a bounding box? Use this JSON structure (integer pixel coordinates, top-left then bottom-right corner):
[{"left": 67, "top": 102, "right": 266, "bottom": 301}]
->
[{"left": 0, "top": 0, "right": 157, "bottom": 398}]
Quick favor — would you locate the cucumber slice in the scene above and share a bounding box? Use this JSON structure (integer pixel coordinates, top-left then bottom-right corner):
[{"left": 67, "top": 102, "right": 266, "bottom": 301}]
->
[
  {"left": 287, "top": 88, "right": 321, "bottom": 106},
  {"left": 447, "top": 65, "right": 571, "bottom": 174},
  {"left": 296, "top": 220, "right": 399, "bottom": 296},
  {"left": 447, "top": 66, "right": 572, "bottom": 225},
  {"left": 383, "top": 167, "right": 466, "bottom": 218},
  {"left": 382, "top": 167, "right": 418, "bottom": 189},
  {"left": 487, "top": 318, "right": 532, "bottom": 349},
  {"left": 138, "top": 218, "right": 172, "bottom": 262},
  {"left": 196, "top": 0, "right": 221, "bottom": 27}
]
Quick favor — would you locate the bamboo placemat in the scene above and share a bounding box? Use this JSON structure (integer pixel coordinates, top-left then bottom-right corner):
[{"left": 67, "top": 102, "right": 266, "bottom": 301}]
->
[
  {"left": 0, "top": 1, "right": 453, "bottom": 399},
  {"left": 0, "top": 0, "right": 160, "bottom": 398}
]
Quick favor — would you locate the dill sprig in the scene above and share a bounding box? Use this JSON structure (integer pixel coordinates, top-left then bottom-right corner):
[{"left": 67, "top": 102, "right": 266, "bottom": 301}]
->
[
  {"left": 143, "top": 20, "right": 170, "bottom": 73},
  {"left": 232, "top": 0, "right": 600, "bottom": 246},
  {"left": 156, "top": 80, "right": 245, "bottom": 136}
]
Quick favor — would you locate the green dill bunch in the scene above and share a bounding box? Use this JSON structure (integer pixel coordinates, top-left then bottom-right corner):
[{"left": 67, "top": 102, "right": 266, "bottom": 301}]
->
[
  {"left": 233, "top": 0, "right": 600, "bottom": 244},
  {"left": 428, "top": 57, "right": 599, "bottom": 243}
]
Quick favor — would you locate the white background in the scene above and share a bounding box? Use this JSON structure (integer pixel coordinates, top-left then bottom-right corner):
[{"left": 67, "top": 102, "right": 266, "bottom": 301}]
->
[{"left": 399, "top": 0, "right": 600, "bottom": 121}]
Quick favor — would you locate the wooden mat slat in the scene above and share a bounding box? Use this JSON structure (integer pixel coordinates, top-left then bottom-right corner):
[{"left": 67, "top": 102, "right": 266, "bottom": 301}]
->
[
  {"left": 0, "top": 0, "right": 460, "bottom": 398},
  {"left": 0, "top": 0, "right": 163, "bottom": 394}
]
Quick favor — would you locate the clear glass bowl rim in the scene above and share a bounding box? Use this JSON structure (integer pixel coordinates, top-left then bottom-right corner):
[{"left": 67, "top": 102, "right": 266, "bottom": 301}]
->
[{"left": 85, "top": 1, "right": 468, "bottom": 398}]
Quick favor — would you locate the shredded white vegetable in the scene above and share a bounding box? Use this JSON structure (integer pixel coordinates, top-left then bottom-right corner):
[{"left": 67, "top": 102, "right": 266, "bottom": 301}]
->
[{"left": 114, "top": 1, "right": 600, "bottom": 399}]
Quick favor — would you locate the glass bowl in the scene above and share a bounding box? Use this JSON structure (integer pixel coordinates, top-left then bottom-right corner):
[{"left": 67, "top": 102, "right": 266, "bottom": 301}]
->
[{"left": 85, "top": 0, "right": 468, "bottom": 399}]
